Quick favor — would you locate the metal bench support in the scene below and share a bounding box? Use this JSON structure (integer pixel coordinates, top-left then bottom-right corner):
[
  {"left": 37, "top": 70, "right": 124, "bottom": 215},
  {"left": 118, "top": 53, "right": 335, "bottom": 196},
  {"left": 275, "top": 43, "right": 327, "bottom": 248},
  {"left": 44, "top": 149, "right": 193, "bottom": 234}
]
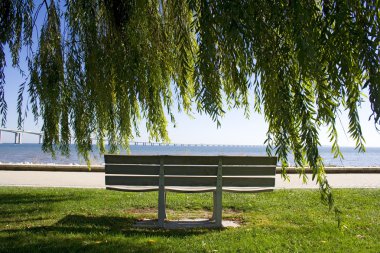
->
[
  {"left": 158, "top": 158, "right": 166, "bottom": 227},
  {"left": 213, "top": 158, "right": 223, "bottom": 227}
]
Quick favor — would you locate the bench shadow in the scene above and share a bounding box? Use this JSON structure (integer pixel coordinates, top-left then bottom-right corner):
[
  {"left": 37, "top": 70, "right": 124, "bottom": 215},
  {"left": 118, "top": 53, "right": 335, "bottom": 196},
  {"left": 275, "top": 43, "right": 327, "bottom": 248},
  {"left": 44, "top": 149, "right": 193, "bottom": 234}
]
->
[
  {"left": 58, "top": 214, "right": 221, "bottom": 235},
  {"left": 4, "top": 214, "right": 219, "bottom": 236},
  {"left": 1, "top": 214, "right": 220, "bottom": 252},
  {"left": 134, "top": 219, "right": 236, "bottom": 230}
]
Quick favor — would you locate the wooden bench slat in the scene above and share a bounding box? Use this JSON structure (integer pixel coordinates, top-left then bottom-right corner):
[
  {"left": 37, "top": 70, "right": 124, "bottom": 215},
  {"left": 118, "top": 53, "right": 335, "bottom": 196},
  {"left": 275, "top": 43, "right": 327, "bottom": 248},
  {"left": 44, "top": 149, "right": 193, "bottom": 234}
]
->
[
  {"left": 223, "top": 187, "right": 274, "bottom": 193},
  {"left": 105, "top": 155, "right": 161, "bottom": 164},
  {"left": 165, "top": 176, "right": 216, "bottom": 186},
  {"left": 104, "top": 155, "right": 277, "bottom": 166},
  {"left": 106, "top": 175, "right": 159, "bottom": 186},
  {"left": 106, "top": 175, "right": 218, "bottom": 187},
  {"left": 222, "top": 177, "right": 275, "bottom": 187},
  {"left": 166, "top": 187, "right": 216, "bottom": 193},
  {"left": 105, "top": 164, "right": 275, "bottom": 176},
  {"left": 222, "top": 166, "right": 276, "bottom": 176},
  {"left": 106, "top": 175, "right": 275, "bottom": 187},
  {"left": 164, "top": 166, "right": 217, "bottom": 175},
  {"left": 105, "top": 155, "right": 219, "bottom": 165},
  {"left": 163, "top": 156, "right": 220, "bottom": 165},
  {"left": 106, "top": 186, "right": 158, "bottom": 192},
  {"left": 105, "top": 164, "right": 159, "bottom": 175}
]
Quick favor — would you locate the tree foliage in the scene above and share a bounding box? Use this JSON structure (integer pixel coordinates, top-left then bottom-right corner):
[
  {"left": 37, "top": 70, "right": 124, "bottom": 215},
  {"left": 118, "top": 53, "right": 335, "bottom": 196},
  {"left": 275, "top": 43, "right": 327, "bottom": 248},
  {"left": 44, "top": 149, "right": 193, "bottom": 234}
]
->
[{"left": 1, "top": 0, "right": 380, "bottom": 212}]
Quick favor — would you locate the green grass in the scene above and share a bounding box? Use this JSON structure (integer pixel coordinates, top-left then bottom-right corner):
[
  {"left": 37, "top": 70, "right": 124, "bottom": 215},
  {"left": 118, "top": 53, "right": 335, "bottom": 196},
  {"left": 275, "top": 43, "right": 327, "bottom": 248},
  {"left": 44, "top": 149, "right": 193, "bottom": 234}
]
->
[{"left": 0, "top": 187, "right": 379, "bottom": 253}]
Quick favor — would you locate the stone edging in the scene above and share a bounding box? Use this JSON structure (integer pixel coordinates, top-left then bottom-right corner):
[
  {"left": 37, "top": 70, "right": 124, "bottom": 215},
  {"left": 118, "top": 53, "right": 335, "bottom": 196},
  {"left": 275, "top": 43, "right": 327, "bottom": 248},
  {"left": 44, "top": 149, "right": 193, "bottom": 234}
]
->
[{"left": 0, "top": 164, "right": 104, "bottom": 172}]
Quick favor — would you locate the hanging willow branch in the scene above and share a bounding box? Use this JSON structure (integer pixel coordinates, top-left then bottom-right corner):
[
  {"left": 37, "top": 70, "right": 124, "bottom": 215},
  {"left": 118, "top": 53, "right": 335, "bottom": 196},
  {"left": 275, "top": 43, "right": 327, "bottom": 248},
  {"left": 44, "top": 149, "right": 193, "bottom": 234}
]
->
[{"left": 1, "top": 0, "right": 380, "bottom": 216}]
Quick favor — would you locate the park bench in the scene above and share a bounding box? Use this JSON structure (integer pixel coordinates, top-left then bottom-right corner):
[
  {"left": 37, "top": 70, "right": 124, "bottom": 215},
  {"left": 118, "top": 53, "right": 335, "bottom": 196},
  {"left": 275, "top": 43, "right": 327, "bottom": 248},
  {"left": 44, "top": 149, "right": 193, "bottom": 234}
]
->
[{"left": 105, "top": 155, "right": 277, "bottom": 227}]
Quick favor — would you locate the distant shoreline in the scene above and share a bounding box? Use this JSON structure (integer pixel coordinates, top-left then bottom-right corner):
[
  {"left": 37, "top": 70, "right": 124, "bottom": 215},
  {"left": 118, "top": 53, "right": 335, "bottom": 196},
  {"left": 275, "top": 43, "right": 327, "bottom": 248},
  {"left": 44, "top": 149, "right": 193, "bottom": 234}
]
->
[{"left": 0, "top": 164, "right": 380, "bottom": 174}]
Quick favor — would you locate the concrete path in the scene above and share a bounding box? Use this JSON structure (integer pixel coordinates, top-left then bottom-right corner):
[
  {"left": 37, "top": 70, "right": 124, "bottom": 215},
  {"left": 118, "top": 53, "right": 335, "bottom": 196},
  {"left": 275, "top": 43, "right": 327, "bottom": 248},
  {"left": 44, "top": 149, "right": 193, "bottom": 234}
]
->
[{"left": 0, "top": 171, "right": 379, "bottom": 189}]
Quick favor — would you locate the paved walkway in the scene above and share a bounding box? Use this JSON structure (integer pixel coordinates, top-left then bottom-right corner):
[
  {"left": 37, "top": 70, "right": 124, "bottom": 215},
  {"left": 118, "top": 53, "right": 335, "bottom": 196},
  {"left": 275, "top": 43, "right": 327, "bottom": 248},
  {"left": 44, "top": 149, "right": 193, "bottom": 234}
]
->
[{"left": 0, "top": 171, "right": 379, "bottom": 189}]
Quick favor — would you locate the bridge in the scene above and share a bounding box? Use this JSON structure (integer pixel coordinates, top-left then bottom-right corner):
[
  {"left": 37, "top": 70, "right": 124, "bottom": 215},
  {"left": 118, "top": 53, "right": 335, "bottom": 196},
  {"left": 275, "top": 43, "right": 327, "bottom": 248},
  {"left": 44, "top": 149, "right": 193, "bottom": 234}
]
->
[
  {"left": 129, "top": 141, "right": 254, "bottom": 147},
  {"left": 0, "top": 128, "right": 254, "bottom": 147},
  {"left": 0, "top": 128, "right": 43, "bottom": 144}
]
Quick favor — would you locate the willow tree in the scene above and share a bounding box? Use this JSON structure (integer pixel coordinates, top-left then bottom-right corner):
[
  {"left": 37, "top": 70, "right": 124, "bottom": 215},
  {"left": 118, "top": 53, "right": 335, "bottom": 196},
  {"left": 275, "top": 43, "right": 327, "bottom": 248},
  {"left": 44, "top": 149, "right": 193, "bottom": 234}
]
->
[{"left": 1, "top": 0, "right": 380, "bottom": 212}]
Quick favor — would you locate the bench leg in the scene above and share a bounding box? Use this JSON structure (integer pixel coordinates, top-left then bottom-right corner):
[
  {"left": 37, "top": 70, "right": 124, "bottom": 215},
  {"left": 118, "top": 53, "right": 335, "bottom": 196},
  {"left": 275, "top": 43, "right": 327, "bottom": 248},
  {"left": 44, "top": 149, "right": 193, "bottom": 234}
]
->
[
  {"left": 158, "top": 189, "right": 166, "bottom": 227},
  {"left": 211, "top": 191, "right": 217, "bottom": 221},
  {"left": 213, "top": 159, "right": 223, "bottom": 227},
  {"left": 211, "top": 191, "right": 222, "bottom": 227},
  {"left": 214, "top": 190, "right": 222, "bottom": 227}
]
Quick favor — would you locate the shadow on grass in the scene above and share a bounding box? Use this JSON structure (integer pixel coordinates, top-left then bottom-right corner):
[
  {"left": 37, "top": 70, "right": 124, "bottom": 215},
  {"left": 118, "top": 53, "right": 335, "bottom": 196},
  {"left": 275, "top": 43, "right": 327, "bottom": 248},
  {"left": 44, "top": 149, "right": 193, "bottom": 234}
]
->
[
  {"left": 0, "top": 192, "right": 85, "bottom": 217},
  {"left": 59, "top": 214, "right": 217, "bottom": 235},
  {"left": 1, "top": 214, "right": 219, "bottom": 252},
  {"left": 0, "top": 192, "right": 84, "bottom": 205},
  {"left": 1, "top": 231, "right": 172, "bottom": 253}
]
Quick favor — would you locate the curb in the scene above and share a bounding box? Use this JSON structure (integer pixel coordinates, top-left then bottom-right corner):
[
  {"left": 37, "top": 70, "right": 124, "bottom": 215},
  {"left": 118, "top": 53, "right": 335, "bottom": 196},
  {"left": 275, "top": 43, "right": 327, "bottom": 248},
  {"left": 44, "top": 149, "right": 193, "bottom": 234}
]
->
[
  {"left": 277, "top": 167, "right": 380, "bottom": 174},
  {"left": 1, "top": 164, "right": 380, "bottom": 173},
  {"left": 0, "top": 164, "right": 104, "bottom": 172}
]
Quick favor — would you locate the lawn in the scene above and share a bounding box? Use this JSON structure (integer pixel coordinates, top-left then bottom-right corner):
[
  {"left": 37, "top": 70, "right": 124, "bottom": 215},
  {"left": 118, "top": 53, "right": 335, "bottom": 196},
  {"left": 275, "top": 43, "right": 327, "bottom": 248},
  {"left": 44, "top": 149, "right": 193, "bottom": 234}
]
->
[{"left": 0, "top": 187, "right": 379, "bottom": 252}]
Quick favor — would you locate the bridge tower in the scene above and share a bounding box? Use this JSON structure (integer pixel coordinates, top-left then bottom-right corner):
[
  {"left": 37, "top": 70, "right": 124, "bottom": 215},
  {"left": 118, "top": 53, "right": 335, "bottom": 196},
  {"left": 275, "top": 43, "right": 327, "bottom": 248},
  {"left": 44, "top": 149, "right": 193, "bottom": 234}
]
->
[{"left": 14, "top": 132, "right": 22, "bottom": 144}]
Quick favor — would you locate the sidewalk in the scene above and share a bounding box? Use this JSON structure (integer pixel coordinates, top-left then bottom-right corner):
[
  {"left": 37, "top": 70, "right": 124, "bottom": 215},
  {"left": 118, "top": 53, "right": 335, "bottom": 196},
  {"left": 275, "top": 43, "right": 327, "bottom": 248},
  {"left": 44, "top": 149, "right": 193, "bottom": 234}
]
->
[{"left": 0, "top": 171, "right": 379, "bottom": 189}]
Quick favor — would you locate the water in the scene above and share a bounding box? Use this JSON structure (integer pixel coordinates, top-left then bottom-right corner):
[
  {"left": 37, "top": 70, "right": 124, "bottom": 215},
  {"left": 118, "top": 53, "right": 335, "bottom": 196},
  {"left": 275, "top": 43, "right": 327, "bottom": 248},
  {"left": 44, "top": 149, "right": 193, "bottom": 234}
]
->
[{"left": 0, "top": 143, "right": 379, "bottom": 166}]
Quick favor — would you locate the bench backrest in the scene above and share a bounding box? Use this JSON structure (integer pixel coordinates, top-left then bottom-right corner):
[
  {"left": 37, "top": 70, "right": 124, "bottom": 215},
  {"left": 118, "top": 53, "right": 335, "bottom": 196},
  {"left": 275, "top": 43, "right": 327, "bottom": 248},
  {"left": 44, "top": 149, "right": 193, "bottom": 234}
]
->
[{"left": 105, "top": 155, "right": 277, "bottom": 189}]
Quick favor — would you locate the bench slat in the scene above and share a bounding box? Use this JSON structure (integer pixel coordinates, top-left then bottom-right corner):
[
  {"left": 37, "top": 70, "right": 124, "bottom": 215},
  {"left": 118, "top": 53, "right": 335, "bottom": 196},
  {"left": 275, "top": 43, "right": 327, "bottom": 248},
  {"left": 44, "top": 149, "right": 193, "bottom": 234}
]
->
[
  {"left": 105, "top": 155, "right": 161, "bottom": 164},
  {"left": 105, "top": 155, "right": 219, "bottom": 165},
  {"left": 107, "top": 175, "right": 274, "bottom": 187},
  {"left": 106, "top": 186, "right": 158, "bottom": 192},
  {"left": 163, "top": 156, "right": 220, "bottom": 165},
  {"left": 104, "top": 155, "right": 277, "bottom": 166},
  {"left": 164, "top": 166, "right": 217, "bottom": 175},
  {"left": 105, "top": 165, "right": 275, "bottom": 176},
  {"left": 106, "top": 175, "right": 218, "bottom": 186},
  {"left": 106, "top": 175, "right": 159, "bottom": 186},
  {"left": 165, "top": 187, "right": 216, "bottom": 193},
  {"left": 105, "top": 164, "right": 159, "bottom": 175},
  {"left": 106, "top": 186, "right": 275, "bottom": 193},
  {"left": 105, "top": 164, "right": 275, "bottom": 176},
  {"left": 222, "top": 177, "right": 275, "bottom": 187},
  {"left": 222, "top": 166, "right": 275, "bottom": 176},
  {"left": 166, "top": 176, "right": 216, "bottom": 186},
  {"left": 223, "top": 187, "right": 274, "bottom": 193}
]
